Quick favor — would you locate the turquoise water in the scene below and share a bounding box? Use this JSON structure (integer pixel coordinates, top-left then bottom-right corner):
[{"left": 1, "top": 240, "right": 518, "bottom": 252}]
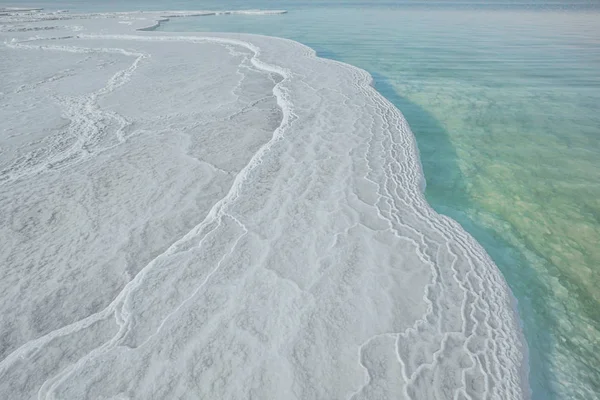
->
[
  {"left": 165, "top": 7, "right": 600, "bottom": 400},
  {"left": 4, "top": 1, "right": 600, "bottom": 399}
]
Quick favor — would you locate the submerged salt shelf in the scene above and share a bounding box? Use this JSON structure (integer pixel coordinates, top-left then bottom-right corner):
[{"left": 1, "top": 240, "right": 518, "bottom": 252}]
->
[{"left": 0, "top": 9, "right": 528, "bottom": 399}]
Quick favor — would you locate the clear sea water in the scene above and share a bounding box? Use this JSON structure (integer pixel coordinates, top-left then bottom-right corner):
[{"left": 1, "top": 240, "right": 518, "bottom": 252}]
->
[{"left": 3, "top": 1, "right": 600, "bottom": 399}]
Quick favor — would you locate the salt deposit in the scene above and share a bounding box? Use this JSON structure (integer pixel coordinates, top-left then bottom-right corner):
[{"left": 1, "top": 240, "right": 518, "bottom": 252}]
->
[{"left": 0, "top": 9, "right": 528, "bottom": 399}]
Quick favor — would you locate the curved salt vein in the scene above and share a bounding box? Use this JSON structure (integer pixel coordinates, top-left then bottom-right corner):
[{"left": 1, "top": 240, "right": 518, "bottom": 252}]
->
[
  {"left": 38, "top": 216, "right": 253, "bottom": 399},
  {"left": 132, "top": 213, "right": 250, "bottom": 350},
  {"left": 0, "top": 41, "right": 147, "bottom": 184}
]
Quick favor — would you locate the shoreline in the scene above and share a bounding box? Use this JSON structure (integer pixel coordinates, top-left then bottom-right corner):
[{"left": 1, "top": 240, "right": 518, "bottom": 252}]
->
[
  {"left": 148, "top": 17, "right": 531, "bottom": 388},
  {"left": 1, "top": 9, "right": 530, "bottom": 399}
]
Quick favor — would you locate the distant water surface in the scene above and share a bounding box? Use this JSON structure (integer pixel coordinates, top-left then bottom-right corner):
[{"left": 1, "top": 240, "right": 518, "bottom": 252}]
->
[{"left": 3, "top": 1, "right": 599, "bottom": 399}]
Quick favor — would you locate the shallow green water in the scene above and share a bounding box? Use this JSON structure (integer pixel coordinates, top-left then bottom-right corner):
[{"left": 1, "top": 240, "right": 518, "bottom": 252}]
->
[{"left": 156, "top": 5, "right": 600, "bottom": 399}]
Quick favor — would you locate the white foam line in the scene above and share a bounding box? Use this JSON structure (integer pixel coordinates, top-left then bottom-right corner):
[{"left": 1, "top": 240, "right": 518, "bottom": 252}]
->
[
  {"left": 159, "top": 10, "right": 287, "bottom": 18},
  {"left": 0, "top": 9, "right": 286, "bottom": 29}
]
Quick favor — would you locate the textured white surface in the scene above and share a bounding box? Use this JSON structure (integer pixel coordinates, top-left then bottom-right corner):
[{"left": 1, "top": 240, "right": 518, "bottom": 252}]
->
[{"left": 0, "top": 9, "right": 528, "bottom": 400}]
